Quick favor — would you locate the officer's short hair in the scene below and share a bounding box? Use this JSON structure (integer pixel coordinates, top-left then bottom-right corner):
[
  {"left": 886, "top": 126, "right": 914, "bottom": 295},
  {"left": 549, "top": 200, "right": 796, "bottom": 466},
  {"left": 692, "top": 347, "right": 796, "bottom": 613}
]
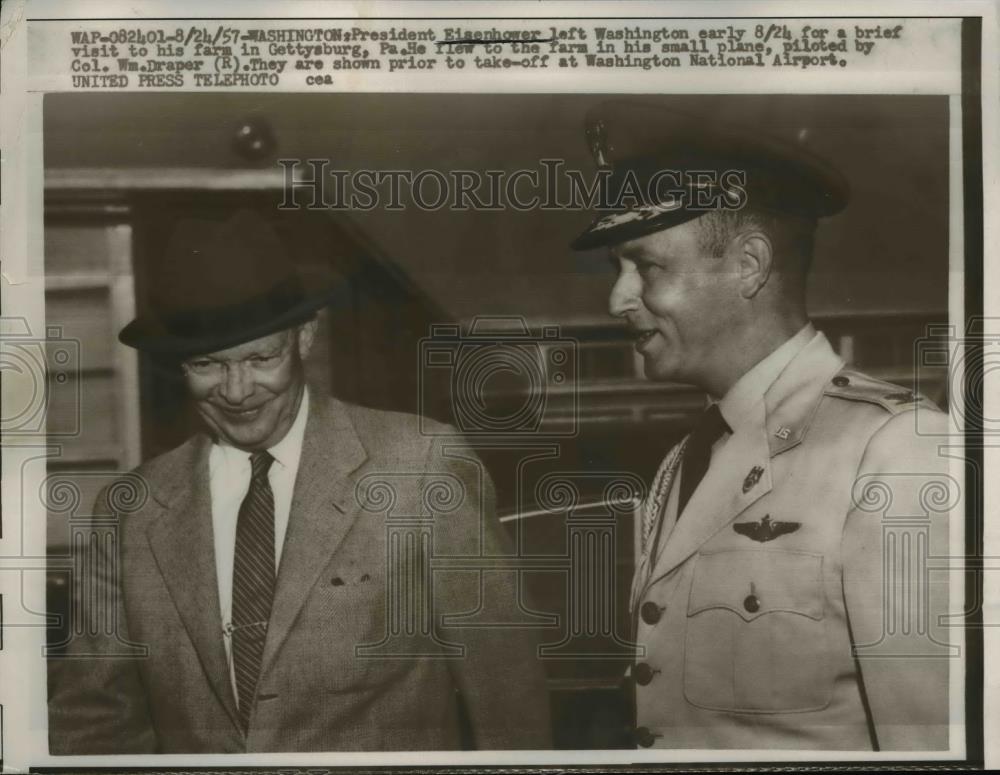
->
[{"left": 696, "top": 208, "right": 818, "bottom": 276}]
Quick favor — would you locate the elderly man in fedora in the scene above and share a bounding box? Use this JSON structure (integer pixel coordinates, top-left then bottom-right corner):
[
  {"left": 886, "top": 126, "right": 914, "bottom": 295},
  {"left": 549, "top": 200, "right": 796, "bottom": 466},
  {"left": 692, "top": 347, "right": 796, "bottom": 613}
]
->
[
  {"left": 48, "top": 210, "right": 551, "bottom": 753},
  {"left": 571, "top": 101, "right": 954, "bottom": 751}
]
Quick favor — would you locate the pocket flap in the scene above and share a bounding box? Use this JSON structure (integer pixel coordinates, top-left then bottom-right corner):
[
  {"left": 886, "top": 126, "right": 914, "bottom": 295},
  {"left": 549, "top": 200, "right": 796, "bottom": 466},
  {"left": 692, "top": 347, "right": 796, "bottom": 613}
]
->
[{"left": 687, "top": 549, "right": 824, "bottom": 621}]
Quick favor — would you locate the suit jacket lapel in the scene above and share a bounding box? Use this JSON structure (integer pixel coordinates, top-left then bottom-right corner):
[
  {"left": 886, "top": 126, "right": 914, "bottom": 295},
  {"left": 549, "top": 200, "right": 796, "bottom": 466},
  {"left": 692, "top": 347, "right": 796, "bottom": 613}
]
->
[
  {"left": 259, "top": 396, "right": 368, "bottom": 676},
  {"left": 145, "top": 434, "right": 241, "bottom": 730}
]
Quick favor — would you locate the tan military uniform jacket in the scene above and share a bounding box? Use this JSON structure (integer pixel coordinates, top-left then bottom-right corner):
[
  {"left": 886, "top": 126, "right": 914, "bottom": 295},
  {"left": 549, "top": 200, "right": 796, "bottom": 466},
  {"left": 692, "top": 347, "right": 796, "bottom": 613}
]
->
[{"left": 630, "top": 331, "right": 953, "bottom": 750}]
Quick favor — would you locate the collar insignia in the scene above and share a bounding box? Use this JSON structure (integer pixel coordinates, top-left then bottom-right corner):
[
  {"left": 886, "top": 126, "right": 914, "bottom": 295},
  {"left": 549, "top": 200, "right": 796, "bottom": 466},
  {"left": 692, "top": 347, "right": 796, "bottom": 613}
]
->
[{"left": 742, "top": 465, "right": 764, "bottom": 493}]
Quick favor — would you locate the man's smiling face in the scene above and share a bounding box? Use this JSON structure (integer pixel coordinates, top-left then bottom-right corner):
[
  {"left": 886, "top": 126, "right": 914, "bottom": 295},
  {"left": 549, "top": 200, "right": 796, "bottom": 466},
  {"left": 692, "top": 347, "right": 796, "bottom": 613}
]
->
[
  {"left": 182, "top": 321, "right": 316, "bottom": 451},
  {"left": 607, "top": 217, "right": 741, "bottom": 387}
]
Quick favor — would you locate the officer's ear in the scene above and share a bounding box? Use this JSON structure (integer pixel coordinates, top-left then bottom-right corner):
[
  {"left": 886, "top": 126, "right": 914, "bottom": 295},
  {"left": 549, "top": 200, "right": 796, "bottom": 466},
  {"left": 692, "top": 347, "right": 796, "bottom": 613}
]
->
[
  {"left": 735, "top": 230, "right": 773, "bottom": 299},
  {"left": 295, "top": 317, "right": 319, "bottom": 360}
]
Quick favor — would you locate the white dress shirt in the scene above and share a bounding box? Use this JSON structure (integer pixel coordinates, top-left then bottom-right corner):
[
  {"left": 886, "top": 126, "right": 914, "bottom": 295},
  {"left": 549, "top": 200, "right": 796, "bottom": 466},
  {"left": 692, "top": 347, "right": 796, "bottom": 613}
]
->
[{"left": 209, "top": 387, "right": 309, "bottom": 699}]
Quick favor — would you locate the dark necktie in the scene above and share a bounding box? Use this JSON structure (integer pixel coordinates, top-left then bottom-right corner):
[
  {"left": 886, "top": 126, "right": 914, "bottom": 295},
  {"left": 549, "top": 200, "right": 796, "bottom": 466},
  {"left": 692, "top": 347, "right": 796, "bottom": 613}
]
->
[
  {"left": 232, "top": 450, "right": 275, "bottom": 729},
  {"left": 677, "top": 404, "right": 730, "bottom": 518}
]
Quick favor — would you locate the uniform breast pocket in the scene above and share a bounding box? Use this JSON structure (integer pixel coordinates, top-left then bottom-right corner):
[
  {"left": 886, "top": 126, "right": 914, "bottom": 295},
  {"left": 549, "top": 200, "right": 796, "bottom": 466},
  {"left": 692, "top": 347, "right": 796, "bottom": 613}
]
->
[{"left": 683, "top": 549, "right": 833, "bottom": 714}]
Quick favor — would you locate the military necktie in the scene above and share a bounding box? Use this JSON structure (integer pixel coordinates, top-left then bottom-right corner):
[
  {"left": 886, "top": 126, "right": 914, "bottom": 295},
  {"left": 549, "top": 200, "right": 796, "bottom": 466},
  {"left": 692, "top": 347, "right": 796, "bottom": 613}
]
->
[
  {"left": 676, "top": 404, "right": 730, "bottom": 518},
  {"left": 231, "top": 450, "right": 275, "bottom": 730}
]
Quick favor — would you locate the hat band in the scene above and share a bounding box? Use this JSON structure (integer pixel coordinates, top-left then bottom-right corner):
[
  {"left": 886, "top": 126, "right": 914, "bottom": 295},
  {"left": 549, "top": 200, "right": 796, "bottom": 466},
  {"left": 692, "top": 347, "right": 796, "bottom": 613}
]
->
[{"left": 160, "top": 276, "right": 307, "bottom": 345}]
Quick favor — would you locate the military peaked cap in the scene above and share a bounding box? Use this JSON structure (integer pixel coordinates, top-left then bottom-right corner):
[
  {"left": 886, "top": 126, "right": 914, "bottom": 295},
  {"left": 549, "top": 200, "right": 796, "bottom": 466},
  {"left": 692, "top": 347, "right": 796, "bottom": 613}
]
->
[{"left": 570, "top": 99, "right": 850, "bottom": 250}]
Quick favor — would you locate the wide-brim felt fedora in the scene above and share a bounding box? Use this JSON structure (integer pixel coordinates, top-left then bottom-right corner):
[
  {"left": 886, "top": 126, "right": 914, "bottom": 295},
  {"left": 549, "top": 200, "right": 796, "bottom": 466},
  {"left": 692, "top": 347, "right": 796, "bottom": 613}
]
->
[
  {"left": 570, "top": 99, "right": 850, "bottom": 251},
  {"left": 119, "top": 209, "right": 340, "bottom": 357}
]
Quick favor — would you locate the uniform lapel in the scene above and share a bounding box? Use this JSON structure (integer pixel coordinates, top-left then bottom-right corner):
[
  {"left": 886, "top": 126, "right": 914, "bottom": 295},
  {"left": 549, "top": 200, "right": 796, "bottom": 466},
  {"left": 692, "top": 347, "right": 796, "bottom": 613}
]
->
[
  {"left": 145, "top": 434, "right": 241, "bottom": 730},
  {"left": 259, "top": 396, "right": 368, "bottom": 676},
  {"left": 629, "top": 440, "right": 687, "bottom": 612},
  {"left": 639, "top": 332, "right": 845, "bottom": 592},
  {"left": 644, "top": 399, "right": 773, "bottom": 588}
]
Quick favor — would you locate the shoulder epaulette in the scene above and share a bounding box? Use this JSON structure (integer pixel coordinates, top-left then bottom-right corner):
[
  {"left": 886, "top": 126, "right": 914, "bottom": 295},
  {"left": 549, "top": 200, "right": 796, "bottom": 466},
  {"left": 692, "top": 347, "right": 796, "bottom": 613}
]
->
[{"left": 822, "top": 368, "right": 938, "bottom": 415}]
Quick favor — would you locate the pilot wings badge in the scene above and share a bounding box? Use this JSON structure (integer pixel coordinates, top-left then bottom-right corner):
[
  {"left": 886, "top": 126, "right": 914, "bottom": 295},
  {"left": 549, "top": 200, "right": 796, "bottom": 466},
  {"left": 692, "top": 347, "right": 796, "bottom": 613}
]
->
[{"left": 732, "top": 515, "right": 800, "bottom": 543}]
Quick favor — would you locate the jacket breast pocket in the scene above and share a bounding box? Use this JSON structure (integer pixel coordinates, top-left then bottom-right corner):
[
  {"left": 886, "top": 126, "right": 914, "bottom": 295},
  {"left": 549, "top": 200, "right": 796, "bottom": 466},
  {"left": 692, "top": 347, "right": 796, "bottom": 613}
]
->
[
  {"left": 683, "top": 549, "right": 833, "bottom": 714},
  {"left": 294, "top": 570, "right": 390, "bottom": 693}
]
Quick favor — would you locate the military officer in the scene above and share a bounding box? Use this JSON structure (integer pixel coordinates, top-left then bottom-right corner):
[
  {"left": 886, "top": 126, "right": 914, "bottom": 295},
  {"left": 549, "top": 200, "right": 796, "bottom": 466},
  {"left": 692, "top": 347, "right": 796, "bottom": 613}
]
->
[{"left": 571, "top": 101, "right": 954, "bottom": 751}]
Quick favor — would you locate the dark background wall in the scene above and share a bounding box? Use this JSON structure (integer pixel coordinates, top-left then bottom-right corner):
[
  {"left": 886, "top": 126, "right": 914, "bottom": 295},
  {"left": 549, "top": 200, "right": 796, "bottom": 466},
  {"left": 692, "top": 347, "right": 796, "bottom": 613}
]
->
[{"left": 44, "top": 92, "right": 949, "bottom": 324}]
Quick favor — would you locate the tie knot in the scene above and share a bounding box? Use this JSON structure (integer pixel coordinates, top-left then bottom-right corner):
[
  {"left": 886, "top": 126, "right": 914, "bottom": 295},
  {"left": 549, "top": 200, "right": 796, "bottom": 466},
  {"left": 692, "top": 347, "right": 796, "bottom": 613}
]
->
[
  {"left": 249, "top": 450, "right": 274, "bottom": 480},
  {"left": 692, "top": 403, "right": 730, "bottom": 445}
]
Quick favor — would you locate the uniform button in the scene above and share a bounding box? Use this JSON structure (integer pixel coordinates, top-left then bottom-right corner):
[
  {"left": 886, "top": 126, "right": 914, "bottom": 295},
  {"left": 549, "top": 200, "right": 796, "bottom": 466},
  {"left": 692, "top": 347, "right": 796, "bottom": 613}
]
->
[
  {"left": 633, "top": 662, "right": 657, "bottom": 686},
  {"left": 635, "top": 726, "right": 658, "bottom": 748},
  {"left": 743, "top": 594, "right": 760, "bottom": 613},
  {"left": 640, "top": 601, "right": 664, "bottom": 625},
  {"left": 832, "top": 375, "right": 850, "bottom": 387}
]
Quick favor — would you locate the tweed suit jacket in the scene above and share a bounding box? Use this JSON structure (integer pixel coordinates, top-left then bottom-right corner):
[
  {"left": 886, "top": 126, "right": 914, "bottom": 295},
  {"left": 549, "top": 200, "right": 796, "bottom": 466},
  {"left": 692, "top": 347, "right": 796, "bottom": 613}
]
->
[
  {"left": 48, "top": 395, "right": 552, "bottom": 753},
  {"left": 630, "top": 332, "right": 954, "bottom": 751}
]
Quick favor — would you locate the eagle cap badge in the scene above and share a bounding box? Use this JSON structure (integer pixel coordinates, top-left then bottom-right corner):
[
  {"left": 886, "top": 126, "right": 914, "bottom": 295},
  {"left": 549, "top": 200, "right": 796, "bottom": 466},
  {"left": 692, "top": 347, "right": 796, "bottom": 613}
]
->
[{"left": 586, "top": 119, "right": 612, "bottom": 168}]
